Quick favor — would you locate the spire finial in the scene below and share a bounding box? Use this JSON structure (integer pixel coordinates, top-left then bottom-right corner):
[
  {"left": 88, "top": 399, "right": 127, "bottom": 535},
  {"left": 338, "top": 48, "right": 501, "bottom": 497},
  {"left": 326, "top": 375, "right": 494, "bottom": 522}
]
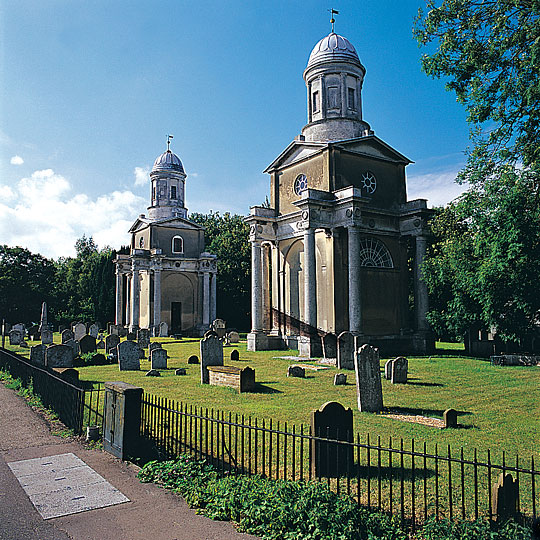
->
[
  {"left": 328, "top": 8, "right": 339, "bottom": 33},
  {"left": 167, "top": 134, "right": 174, "bottom": 152}
]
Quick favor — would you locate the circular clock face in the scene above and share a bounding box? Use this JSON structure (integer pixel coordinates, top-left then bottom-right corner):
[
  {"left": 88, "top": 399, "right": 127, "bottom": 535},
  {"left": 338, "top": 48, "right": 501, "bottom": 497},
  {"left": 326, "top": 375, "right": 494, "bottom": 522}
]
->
[
  {"left": 293, "top": 174, "right": 308, "bottom": 196},
  {"left": 361, "top": 171, "right": 377, "bottom": 194}
]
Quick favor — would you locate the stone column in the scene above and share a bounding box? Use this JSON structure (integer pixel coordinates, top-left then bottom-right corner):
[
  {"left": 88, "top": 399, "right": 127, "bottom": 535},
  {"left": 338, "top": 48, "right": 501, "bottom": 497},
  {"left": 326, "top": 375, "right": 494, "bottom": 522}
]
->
[
  {"left": 262, "top": 244, "right": 271, "bottom": 331},
  {"left": 340, "top": 72, "right": 347, "bottom": 115},
  {"left": 210, "top": 273, "right": 217, "bottom": 322},
  {"left": 307, "top": 82, "right": 313, "bottom": 123},
  {"left": 303, "top": 228, "right": 317, "bottom": 332},
  {"left": 320, "top": 76, "right": 327, "bottom": 118},
  {"left": 415, "top": 235, "right": 429, "bottom": 331},
  {"left": 115, "top": 270, "right": 123, "bottom": 325},
  {"left": 126, "top": 274, "right": 131, "bottom": 328},
  {"left": 202, "top": 272, "right": 210, "bottom": 326},
  {"left": 251, "top": 240, "right": 263, "bottom": 332},
  {"left": 153, "top": 268, "right": 161, "bottom": 328},
  {"left": 129, "top": 262, "right": 140, "bottom": 331},
  {"left": 348, "top": 226, "right": 362, "bottom": 334}
]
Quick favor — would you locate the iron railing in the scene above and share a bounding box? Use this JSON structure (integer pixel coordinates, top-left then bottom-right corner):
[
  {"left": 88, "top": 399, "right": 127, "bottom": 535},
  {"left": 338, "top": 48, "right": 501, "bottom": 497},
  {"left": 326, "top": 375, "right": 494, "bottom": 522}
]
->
[{"left": 140, "top": 393, "right": 539, "bottom": 527}]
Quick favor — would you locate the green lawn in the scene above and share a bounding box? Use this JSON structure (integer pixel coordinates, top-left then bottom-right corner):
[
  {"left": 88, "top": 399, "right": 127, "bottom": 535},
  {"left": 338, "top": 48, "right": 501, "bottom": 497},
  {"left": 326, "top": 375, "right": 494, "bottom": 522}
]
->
[{"left": 6, "top": 336, "right": 539, "bottom": 464}]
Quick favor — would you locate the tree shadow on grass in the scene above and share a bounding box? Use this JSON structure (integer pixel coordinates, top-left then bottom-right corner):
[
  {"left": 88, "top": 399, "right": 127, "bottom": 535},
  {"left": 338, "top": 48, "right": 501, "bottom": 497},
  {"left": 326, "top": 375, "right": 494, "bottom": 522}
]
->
[
  {"left": 406, "top": 378, "right": 444, "bottom": 388},
  {"left": 248, "top": 382, "right": 283, "bottom": 394}
]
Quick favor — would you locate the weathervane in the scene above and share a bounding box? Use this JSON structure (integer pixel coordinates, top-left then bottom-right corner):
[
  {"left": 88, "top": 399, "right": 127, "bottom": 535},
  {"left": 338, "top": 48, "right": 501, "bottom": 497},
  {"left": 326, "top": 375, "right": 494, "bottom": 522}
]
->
[
  {"left": 328, "top": 8, "right": 339, "bottom": 33},
  {"left": 167, "top": 134, "right": 174, "bottom": 151}
]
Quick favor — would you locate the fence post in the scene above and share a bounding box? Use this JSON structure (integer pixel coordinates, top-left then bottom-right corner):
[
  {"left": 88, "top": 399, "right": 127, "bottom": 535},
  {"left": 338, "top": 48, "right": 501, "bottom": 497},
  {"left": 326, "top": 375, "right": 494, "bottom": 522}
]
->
[{"left": 103, "top": 382, "right": 143, "bottom": 460}]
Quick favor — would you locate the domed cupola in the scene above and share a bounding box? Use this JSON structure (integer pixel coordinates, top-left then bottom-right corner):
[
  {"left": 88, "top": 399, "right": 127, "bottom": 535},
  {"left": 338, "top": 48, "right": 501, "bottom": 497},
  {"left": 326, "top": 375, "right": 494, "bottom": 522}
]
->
[
  {"left": 148, "top": 137, "right": 188, "bottom": 221},
  {"left": 301, "top": 31, "right": 372, "bottom": 142}
]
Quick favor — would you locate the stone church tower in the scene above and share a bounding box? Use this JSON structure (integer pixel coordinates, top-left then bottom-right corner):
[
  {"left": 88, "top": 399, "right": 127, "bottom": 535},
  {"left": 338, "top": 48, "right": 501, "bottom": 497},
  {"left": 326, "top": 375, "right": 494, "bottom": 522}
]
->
[
  {"left": 246, "top": 31, "right": 434, "bottom": 355},
  {"left": 114, "top": 142, "right": 217, "bottom": 336}
]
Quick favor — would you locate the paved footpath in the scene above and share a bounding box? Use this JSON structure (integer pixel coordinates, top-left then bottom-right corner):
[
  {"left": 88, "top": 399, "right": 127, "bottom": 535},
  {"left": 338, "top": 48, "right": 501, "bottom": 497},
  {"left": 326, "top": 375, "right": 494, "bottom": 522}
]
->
[{"left": 0, "top": 383, "right": 259, "bottom": 540}]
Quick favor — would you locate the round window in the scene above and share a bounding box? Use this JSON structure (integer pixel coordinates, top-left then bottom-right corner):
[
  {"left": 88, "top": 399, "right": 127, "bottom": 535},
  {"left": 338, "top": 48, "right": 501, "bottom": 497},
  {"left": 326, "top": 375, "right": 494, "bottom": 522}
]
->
[
  {"left": 293, "top": 174, "right": 308, "bottom": 196},
  {"left": 361, "top": 171, "right": 377, "bottom": 194}
]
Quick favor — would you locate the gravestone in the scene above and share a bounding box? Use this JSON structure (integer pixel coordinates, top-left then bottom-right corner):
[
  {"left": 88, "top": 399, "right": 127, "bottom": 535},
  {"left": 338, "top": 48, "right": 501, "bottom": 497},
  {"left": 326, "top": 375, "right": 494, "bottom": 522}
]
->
[
  {"left": 73, "top": 322, "right": 86, "bottom": 341},
  {"left": 334, "top": 373, "right": 347, "bottom": 385},
  {"left": 158, "top": 321, "right": 168, "bottom": 337},
  {"left": 64, "top": 339, "right": 80, "bottom": 358},
  {"left": 41, "top": 329, "right": 53, "bottom": 345},
  {"left": 310, "top": 401, "right": 354, "bottom": 478},
  {"left": 443, "top": 408, "right": 458, "bottom": 428},
  {"left": 126, "top": 332, "right": 136, "bottom": 341},
  {"left": 230, "top": 350, "right": 240, "bottom": 361},
  {"left": 384, "top": 359, "right": 393, "bottom": 380},
  {"left": 20, "top": 340, "right": 29, "bottom": 348},
  {"left": 97, "top": 339, "right": 105, "bottom": 349},
  {"left": 227, "top": 331, "right": 240, "bottom": 344},
  {"left": 118, "top": 326, "right": 128, "bottom": 337},
  {"left": 145, "top": 369, "right": 160, "bottom": 377},
  {"left": 200, "top": 334, "right": 223, "bottom": 384},
  {"left": 8, "top": 329, "right": 22, "bottom": 346},
  {"left": 30, "top": 344, "right": 46, "bottom": 366},
  {"left": 211, "top": 319, "right": 227, "bottom": 339},
  {"left": 354, "top": 344, "right": 384, "bottom": 412},
  {"left": 150, "top": 348, "right": 167, "bottom": 370},
  {"left": 207, "top": 365, "right": 255, "bottom": 392},
  {"left": 337, "top": 331, "right": 354, "bottom": 370},
  {"left": 137, "top": 328, "right": 150, "bottom": 349},
  {"left": 61, "top": 329, "right": 74, "bottom": 344},
  {"left": 109, "top": 324, "right": 119, "bottom": 335},
  {"left": 45, "top": 344, "right": 73, "bottom": 368},
  {"left": 149, "top": 342, "right": 162, "bottom": 353},
  {"left": 187, "top": 355, "right": 199, "bottom": 364},
  {"left": 12, "top": 323, "right": 25, "bottom": 334},
  {"left": 287, "top": 365, "right": 305, "bottom": 378},
  {"left": 79, "top": 335, "right": 97, "bottom": 355},
  {"left": 204, "top": 330, "right": 218, "bottom": 339},
  {"left": 88, "top": 323, "right": 99, "bottom": 338},
  {"left": 28, "top": 325, "right": 40, "bottom": 341},
  {"left": 322, "top": 333, "right": 338, "bottom": 360},
  {"left": 391, "top": 357, "right": 408, "bottom": 384},
  {"left": 105, "top": 334, "right": 120, "bottom": 353},
  {"left": 39, "top": 302, "right": 48, "bottom": 332},
  {"left": 175, "top": 368, "right": 187, "bottom": 376},
  {"left": 491, "top": 473, "right": 519, "bottom": 522},
  {"left": 117, "top": 340, "right": 140, "bottom": 371}
]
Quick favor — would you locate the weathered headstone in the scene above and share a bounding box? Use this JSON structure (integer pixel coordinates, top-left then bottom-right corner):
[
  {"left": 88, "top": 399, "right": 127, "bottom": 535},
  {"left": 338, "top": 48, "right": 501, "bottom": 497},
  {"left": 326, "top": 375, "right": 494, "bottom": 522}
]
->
[
  {"left": 12, "top": 323, "right": 25, "bottom": 334},
  {"left": 187, "top": 355, "right": 199, "bottom": 364},
  {"left": 204, "top": 329, "right": 218, "bottom": 339},
  {"left": 158, "top": 321, "right": 168, "bottom": 337},
  {"left": 73, "top": 322, "right": 86, "bottom": 341},
  {"left": 8, "top": 329, "right": 23, "bottom": 345},
  {"left": 200, "top": 334, "right": 223, "bottom": 384},
  {"left": 88, "top": 323, "right": 99, "bottom": 338},
  {"left": 41, "top": 329, "right": 53, "bottom": 345},
  {"left": 45, "top": 344, "right": 73, "bottom": 368},
  {"left": 126, "top": 332, "right": 136, "bottom": 341},
  {"left": 310, "top": 401, "right": 354, "bottom": 478},
  {"left": 64, "top": 339, "right": 80, "bottom": 358},
  {"left": 337, "top": 331, "right": 354, "bottom": 370},
  {"left": 175, "top": 368, "right": 187, "bottom": 376},
  {"left": 105, "top": 334, "right": 120, "bottom": 353},
  {"left": 150, "top": 348, "right": 167, "bottom": 370},
  {"left": 491, "top": 473, "right": 519, "bottom": 522},
  {"left": 79, "top": 334, "right": 97, "bottom": 355},
  {"left": 117, "top": 340, "right": 140, "bottom": 371},
  {"left": 334, "top": 373, "right": 347, "bottom": 385},
  {"left": 149, "top": 342, "right": 162, "bottom": 353},
  {"left": 287, "top": 365, "right": 305, "bottom": 378},
  {"left": 211, "top": 318, "right": 227, "bottom": 339},
  {"left": 28, "top": 325, "right": 40, "bottom": 341},
  {"left": 230, "top": 349, "right": 240, "bottom": 361},
  {"left": 391, "top": 357, "right": 408, "bottom": 384},
  {"left": 137, "top": 328, "right": 150, "bottom": 349},
  {"left": 61, "top": 329, "right": 74, "bottom": 344},
  {"left": 227, "top": 331, "right": 240, "bottom": 344},
  {"left": 97, "top": 339, "right": 105, "bottom": 349},
  {"left": 354, "top": 344, "right": 383, "bottom": 412},
  {"left": 145, "top": 369, "right": 160, "bottom": 377},
  {"left": 30, "top": 344, "right": 47, "bottom": 366},
  {"left": 322, "top": 333, "right": 338, "bottom": 360},
  {"left": 443, "top": 408, "right": 458, "bottom": 428},
  {"left": 384, "top": 358, "right": 393, "bottom": 380},
  {"left": 118, "top": 326, "right": 128, "bottom": 338},
  {"left": 109, "top": 324, "right": 119, "bottom": 335},
  {"left": 39, "top": 302, "right": 48, "bottom": 332}
]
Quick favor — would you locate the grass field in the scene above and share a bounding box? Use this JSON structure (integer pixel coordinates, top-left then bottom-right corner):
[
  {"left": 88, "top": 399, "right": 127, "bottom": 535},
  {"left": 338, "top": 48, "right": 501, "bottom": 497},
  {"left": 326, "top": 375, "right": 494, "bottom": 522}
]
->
[{"left": 6, "top": 336, "right": 539, "bottom": 464}]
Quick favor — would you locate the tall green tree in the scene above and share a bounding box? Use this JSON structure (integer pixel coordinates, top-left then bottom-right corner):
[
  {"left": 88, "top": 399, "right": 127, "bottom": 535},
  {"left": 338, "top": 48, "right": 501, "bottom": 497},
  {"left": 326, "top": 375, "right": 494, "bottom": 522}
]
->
[
  {"left": 414, "top": 0, "right": 540, "bottom": 183},
  {"left": 423, "top": 167, "right": 540, "bottom": 341},
  {"left": 190, "top": 211, "right": 250, "bottom": 330}
]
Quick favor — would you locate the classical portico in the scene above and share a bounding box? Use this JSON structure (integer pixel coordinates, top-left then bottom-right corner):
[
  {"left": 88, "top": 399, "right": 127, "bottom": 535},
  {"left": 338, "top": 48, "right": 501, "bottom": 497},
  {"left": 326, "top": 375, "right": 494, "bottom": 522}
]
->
[
  {"left": 246, "top": 30, "right": 434, "bottom": 355},
  {"left": 114, "top": 142, "right": 217, "bottom": 336}
]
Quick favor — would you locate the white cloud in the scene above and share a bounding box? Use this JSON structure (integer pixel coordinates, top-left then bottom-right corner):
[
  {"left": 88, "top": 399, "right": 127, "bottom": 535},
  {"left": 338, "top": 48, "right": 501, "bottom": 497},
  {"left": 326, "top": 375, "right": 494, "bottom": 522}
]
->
[
  {"left": 0, "top": 169, "right": 145, "bottom": 259},
  {"left": 10, "top": 155, "right": 24, "bottom": 165},
  {"left": 134, "top": 166, "right": 150, "bottom": 186},
  {"left": 407, "top": 169, "right": 467, "bottom": 207}
]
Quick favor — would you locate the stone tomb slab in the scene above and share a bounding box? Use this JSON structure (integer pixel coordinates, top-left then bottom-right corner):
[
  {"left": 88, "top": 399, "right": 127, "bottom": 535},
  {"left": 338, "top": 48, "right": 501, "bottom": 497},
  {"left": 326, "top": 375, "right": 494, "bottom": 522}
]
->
[{"left": 7, "top": 452, "right": 129, "bottom": 520}]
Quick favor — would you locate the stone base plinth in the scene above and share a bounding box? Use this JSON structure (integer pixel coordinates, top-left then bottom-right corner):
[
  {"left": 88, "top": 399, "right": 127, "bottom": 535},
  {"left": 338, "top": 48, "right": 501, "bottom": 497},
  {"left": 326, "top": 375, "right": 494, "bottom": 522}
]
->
[
  {"left": 298, "top": 335, "right": 323, "bottom": 358},
  {"left": 247, "top": 332, "right": 287, "bottom": 351}
]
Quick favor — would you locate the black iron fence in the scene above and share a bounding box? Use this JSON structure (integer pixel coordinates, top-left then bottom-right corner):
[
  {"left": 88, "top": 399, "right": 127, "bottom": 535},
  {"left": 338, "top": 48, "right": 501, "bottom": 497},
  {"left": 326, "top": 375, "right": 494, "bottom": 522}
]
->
[
  {"left": 140, "top": 393, "right": 539, "bottom": 526},
  {"left": 0, "top": 348, "right": 104, "bottom": 435}
]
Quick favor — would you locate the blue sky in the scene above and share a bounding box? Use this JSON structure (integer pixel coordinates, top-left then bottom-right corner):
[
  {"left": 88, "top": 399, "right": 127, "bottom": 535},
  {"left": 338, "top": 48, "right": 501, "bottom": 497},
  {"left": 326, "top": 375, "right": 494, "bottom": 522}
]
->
[{"left": 1, "top": 0, "right": 470, "bottom": 258}]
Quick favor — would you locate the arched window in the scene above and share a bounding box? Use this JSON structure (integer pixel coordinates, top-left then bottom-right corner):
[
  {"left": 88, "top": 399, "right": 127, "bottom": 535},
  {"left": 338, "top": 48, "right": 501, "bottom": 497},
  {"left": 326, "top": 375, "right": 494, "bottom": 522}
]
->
[
  {"left": 358, "top": 238, "right": 393, "bottom": 268},
  {"left": 172, "top": 235, "right": 184, "bottom": 254}
]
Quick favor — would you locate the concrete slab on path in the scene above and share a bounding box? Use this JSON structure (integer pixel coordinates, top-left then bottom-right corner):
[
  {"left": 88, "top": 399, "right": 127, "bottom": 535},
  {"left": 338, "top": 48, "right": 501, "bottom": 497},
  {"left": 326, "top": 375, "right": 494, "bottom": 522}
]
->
[{"left": 7, "top": 453, "right": 129, "bottom": 519}]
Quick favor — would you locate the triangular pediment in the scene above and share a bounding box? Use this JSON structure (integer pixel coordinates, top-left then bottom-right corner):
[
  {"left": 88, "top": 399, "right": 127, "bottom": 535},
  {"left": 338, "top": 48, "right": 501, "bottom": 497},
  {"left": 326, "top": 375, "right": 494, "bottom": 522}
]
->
[
  {"left": 264, "top": 140, "right": 327, "bottom": 173},
  {"left": 336, "top": 136, "right": 412, "bottom": 164},
  {"left": 129, "top": 215, "right": 204, "bottom": 234}
]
